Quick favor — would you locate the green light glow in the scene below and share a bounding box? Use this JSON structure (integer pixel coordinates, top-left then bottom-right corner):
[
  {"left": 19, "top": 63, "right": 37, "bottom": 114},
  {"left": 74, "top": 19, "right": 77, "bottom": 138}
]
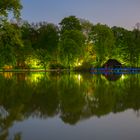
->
[
  {"left": 26, "top": 57, "right": 42, "bottom": 69},
  {"left": 28, "top": 73, "right": 44, "bottom": 83}
]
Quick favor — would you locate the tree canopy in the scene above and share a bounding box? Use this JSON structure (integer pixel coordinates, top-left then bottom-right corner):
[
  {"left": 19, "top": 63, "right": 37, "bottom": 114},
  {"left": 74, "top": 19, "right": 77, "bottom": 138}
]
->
[
  {"left": 0, "top": 13, "right": 140, "bottom": 70},
  {"left": 0, "top": 0, "right": 22, "bottom": 19},
  {"left": 59, "top": 15, "right": 82, "bottom": 34}
]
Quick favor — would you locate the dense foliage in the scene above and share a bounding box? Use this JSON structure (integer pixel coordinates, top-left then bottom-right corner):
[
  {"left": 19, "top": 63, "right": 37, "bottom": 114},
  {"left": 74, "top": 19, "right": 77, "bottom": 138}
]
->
[
  {"left": 0, "top": 0, "right": 22, "bottom": 19},
  {"left": 0, "top": 1, "right": 140, "bottom": 69}
]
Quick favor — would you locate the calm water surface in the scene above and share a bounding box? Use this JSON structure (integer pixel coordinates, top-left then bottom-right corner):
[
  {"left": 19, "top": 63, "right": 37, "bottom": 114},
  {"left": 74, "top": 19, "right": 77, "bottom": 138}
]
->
[{"left": 0, "top": 72, "right": 140, "bottom": 140}]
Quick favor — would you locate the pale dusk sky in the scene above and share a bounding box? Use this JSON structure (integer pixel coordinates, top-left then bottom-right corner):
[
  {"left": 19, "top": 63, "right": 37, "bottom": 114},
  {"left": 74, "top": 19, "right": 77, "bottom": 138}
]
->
[{"left": 21, "top": 0, "right": 140, "bottom": 30}]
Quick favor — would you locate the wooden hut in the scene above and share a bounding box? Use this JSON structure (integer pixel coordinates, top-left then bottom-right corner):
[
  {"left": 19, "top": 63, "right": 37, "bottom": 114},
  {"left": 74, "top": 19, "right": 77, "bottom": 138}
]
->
[{"left": 102, "top": 59, "right": 122, "bottom": 68}]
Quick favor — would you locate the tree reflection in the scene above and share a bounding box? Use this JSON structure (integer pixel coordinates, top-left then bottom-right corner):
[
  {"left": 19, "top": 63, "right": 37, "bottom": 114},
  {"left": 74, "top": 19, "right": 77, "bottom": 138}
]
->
[
  {"left": 0, "top": 72, "right": 140, "bottom": 138},
  {"left": 58, "top": 74, "right": 85, "bottom": 124},
  {"left": 103, "top": 73, "right": 122, "bottom": 81}
]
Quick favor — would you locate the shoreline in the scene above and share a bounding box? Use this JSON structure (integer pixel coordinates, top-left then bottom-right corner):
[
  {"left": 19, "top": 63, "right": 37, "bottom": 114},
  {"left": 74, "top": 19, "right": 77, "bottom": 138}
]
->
[
  {"left": 0, "top": 67, "right": 140, "bottom": 73},
  {"left": 0, "top": 69, "right": 71, "bottom": 72}
]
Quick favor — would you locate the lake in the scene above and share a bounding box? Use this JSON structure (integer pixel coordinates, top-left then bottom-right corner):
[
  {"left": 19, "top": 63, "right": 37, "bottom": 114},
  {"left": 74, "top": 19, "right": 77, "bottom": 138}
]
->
[{"left": 0, "top": 72, "right": 140, "bottom": 140}]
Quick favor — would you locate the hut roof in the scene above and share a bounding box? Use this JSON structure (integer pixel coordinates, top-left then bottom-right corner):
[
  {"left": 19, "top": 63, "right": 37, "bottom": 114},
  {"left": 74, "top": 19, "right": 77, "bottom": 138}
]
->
[{"left": 103, "top": 59, "right": 122, "bottom": 68}]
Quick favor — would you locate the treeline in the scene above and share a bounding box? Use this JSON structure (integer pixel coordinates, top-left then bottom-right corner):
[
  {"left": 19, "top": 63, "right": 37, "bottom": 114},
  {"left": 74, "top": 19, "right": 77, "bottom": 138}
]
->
[{"left": 0, "top": 1, "right": 140, "bottom": 69}]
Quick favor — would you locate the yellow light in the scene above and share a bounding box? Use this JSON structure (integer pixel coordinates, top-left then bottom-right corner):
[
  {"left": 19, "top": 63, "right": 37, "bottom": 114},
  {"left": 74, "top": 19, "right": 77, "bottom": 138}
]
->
[
  {"left": 78, "top": 74, "right": 81, "bottom": 81},
  {"left": 26, "top": 57, "right": 42, "bottom": 68},
  {"left": 28, "top": 73, "right": 44, "bottom": 83},
  {"left": 2, "top": 72, "right": 13, "bottom": 79},
  {"left": 78, "top": 62, "right": 81, "bottom": 66},
  {"left": 121, "top": 74, "right": 125, "bottom": 80}
]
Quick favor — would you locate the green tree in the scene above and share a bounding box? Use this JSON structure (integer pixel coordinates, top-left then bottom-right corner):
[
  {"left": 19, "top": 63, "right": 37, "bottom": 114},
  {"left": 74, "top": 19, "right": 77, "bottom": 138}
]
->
[
  {"left": 0, "top": 0, "right": 22, "bottom": 19},
  {"left": 35, "top": 49, "right": 50, "bottom": 71},
  {"left": 124, "top": 31, "right": 136, "bottom": 67},
  {"left": 15, "top": 21, "right": 34, "bottom": 69},
  {"left": 59, "top": 30, "right": 85, "bottom": 69},
  {"left": 132, "top": 23, "right": 140, "bottom": 67},
  {"left": 80, "top": 19, "right": 96, "bottom": 68},
  {"left": 112, "top": 26, "right": 129, "bottom": 64},
  {"left": 0, "top": 0, "right": 23, "bottom": 68},
  {"left": 37, "top": 23, "right": 59, "bottom": 58},
  {"left": 0, "top": 21, "right": 22, "bottom": 67},
  {"left": 91, "top": 24, "right": 115, "bottom": 66},
  {"left": 112, "top": 25, "right": 140, "bottom": 67},
  {"left": 33, "top": 23, "right": 59, "bottom": 69},
  {"left": 59, "top": 16, "right": 85, "bottom": 69},
  {"left": 59, "top": 16, "right": 82, "bottom": 34}
]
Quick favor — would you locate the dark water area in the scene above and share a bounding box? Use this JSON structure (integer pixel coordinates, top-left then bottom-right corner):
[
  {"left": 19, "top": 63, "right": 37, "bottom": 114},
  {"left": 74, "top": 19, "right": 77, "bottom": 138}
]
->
[{"left": 0, "top": 72, "right": 140, "bottom": 140}]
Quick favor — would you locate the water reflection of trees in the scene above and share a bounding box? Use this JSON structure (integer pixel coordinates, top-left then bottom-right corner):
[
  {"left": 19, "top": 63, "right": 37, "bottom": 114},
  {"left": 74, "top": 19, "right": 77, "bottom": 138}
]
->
[{"left": 0, "top": 73, "right": 140, "bottom": 138}]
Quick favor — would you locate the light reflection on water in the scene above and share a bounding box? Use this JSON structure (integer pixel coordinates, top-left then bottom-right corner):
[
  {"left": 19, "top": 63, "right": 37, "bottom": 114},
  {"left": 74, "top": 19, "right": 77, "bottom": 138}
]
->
[{"left": 0, "top": 72, "right": 140, "bottom": 140}]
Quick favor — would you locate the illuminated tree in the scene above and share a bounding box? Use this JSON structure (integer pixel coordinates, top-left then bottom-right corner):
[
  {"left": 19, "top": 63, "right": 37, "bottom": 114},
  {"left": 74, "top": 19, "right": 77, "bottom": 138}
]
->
[
  {"left": 59, "top": 30, "right": 85, "bottom": 69},
  {"left": 91, "top": 24, "right": 115, "bottom": 66},
  {"left": 59, "top": 16, "right": 85, "bottom": 68}
]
